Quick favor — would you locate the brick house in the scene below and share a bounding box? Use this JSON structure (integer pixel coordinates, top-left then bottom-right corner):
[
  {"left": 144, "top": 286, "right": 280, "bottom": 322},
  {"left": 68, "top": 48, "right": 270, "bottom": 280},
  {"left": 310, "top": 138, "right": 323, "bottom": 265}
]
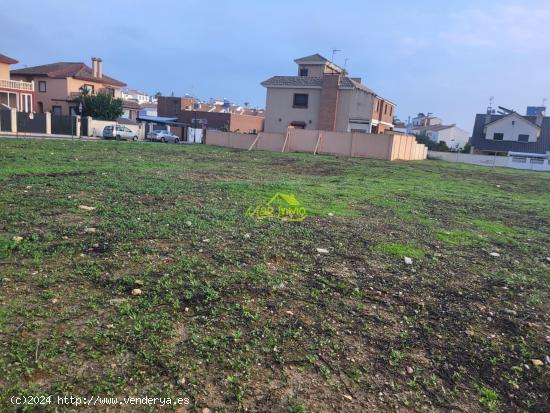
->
[
  {"left": 11, "top": 57, "right": 126, "bottom": 116},
  {"left": 261, "top": 54, "right": 395, "bottom": 134},
  {"left": 158, "top": 96, "right": 264, "bottom": 133},
  {"left": 0, "top": 53, "right": 35, "bottom": 112}
]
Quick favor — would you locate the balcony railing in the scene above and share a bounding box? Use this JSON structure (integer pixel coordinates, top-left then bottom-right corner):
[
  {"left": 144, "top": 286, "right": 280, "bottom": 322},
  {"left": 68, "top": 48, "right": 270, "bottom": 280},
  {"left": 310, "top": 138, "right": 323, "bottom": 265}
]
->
[{"left": 0, "top": 79, "right": 34, "bottom": 92}]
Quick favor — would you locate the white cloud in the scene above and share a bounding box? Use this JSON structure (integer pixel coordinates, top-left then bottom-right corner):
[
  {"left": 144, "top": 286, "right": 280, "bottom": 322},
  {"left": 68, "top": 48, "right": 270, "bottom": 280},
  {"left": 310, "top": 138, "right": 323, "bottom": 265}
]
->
[{"left": 442, "top": 2, "right": 550, "bottom": 50}]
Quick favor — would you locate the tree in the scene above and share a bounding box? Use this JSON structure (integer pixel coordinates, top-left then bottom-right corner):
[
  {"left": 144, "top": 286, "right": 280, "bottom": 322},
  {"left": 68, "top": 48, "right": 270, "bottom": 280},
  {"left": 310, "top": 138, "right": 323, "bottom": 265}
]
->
[
  {"left": 415, "top": 133, "right": 449, "bottom": 152},
  {"left": 73, "top": 88, "right": 123, "bottom": 121},
  {"left": 461, "top": 142, "right": 472, "bottom": 153}
]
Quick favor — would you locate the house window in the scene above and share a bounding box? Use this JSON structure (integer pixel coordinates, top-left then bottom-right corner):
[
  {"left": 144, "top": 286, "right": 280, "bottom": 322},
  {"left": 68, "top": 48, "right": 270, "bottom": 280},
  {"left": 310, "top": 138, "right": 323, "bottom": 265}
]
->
[
  {"left": 1, "top": 92, "right": 18, "bottom": 109},
  {"left": 299, "top": 68, "right": 308, "bottom": 77},
  {"left": 518, "top": 134, "right": 529, "bottom": 142},
  {"left": 21, "top": 94, "right": 32, "bottom": 113},
  {"left": 293, "top": 93, "right": 308, "bottom": 108},
  {"left": 389, "top": 106, "right": 393, "bottom": 116},
  {"left": 52, "top": 106, "right": 62, "bottom": 116},
  {"left": 493, "top": 133, "right": 504, "bottom": 140},
  {"left": 82, "top": 84, "right": 95, "bottom": 94},
  {"left": 38, "top": 81, "right": 47, "bottom": 92},
  {"left": 384, "top": 104, "right": 388, "bottom": 115}
]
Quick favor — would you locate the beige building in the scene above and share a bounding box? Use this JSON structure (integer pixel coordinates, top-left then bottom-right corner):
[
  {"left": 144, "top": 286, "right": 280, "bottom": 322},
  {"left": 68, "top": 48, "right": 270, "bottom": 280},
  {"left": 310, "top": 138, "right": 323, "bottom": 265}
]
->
[
  {"left": 11, "top": 57, "right": 125, "bottom": 116},
  {"left": 261, "top": 54, "right": 395, "bottom": 134},
  {"left": 0, "top": 53, "right": 35, "bottom": 112}
]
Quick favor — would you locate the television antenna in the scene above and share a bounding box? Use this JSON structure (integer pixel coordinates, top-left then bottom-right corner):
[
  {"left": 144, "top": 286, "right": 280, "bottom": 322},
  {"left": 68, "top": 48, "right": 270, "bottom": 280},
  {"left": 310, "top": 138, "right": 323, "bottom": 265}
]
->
[
  {"left": 487, "top": 96, "right": 494, "bottom": 114},
  {"left": 331, "top": 48, "right": 341, "bottom": 62}
]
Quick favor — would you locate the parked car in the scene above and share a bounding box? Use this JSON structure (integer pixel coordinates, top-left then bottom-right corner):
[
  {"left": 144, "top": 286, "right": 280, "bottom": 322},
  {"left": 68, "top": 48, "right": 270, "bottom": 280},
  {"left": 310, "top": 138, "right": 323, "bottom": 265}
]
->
[
  {"left": 146, "top": 130, "right": 180, "bottom": 143},
  {"left": 103, "top": 125, "right": 138, "bottom": 141}
]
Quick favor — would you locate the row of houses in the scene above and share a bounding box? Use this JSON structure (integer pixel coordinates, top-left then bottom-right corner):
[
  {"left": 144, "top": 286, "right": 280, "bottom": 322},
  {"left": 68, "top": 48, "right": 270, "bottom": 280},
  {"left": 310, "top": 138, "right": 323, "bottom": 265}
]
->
[
  {"left": 0, "top": 54, "right": 156, "bottom": 124},
  {"left": 0, "top": 51, "right": 400, "bottom": 139},
  {"left": 2, "top": 50, "right": 548, "bottom": 164}
]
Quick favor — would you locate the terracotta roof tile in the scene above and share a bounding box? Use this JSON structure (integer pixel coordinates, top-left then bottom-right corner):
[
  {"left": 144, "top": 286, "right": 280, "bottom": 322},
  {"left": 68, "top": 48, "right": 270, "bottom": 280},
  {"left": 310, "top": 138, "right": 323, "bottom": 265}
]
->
[
  {"left": 0, "top": 53, "right": 18, "bottom": 65},
  {"left": 11, "top": 62, "right": 126, "bottom": 87}
]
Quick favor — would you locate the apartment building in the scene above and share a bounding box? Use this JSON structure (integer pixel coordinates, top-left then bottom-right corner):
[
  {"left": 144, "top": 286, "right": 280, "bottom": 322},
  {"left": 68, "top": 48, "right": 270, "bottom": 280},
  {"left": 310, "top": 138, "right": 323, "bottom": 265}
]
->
[
  {"left": 0, "top": 53, "right": 35, "bottom": 112},
  {"left": 11, "top": 57, "right": 126, "bottom": 116},
  {"left": 261, "top": 54, "right": 395, "bottom": 134}
]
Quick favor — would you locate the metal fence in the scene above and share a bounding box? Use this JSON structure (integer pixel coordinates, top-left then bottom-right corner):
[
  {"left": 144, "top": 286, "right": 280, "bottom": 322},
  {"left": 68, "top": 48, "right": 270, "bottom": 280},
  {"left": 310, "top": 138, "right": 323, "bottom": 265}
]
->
[
  {"left": 80, "top": 116, "right": 89, "bottom": 136},
  {"left": 51, "top": 115, "right": 76, "bottom": 135},
  {"left": 0, "top": 109, "right": 11, "bottom": 132},
  {"left": 17, "top": 112, "right": 46, "bottom": 134}
]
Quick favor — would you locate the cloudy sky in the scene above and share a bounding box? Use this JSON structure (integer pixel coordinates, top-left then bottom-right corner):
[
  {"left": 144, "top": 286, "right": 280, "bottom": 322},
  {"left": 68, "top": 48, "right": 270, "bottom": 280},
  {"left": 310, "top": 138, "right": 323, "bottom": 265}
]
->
[{"left": 3, "top": 0, "right": 549, "bottom": 132}]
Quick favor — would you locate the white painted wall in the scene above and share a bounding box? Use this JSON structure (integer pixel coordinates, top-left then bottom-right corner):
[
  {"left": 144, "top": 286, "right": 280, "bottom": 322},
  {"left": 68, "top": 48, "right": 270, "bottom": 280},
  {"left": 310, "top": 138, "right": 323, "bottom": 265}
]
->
[
  {"left": 428, "top": 151, "right": 550, "bottom": 171},
  {"left": 434, "top": 126, "right": 470, "bottom": 150},
  {"left": 485, "top": 114, "right": 540, "bottom": 142}
]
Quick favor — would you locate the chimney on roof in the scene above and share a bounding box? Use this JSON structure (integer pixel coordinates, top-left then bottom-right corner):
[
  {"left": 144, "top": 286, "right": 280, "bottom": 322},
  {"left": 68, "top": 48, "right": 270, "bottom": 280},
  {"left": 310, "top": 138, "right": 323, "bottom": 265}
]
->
[
  {"left": 91, "top": 57, "right": 98, "bottom": 77},
  {"left": 97, "top": 58, "right": 103, "bottom": 79}
]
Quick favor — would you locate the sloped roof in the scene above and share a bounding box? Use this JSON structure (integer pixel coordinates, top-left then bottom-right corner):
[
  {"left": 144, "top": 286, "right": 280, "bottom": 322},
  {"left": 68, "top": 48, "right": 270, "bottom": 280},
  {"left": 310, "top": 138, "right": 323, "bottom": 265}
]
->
[
  {"left": 294, "top": 54, "right": 330, "bottom": 64},
  {"left": 261, "top": 76, "right": 324, "bottom": 88},
  {"left": 484, "top": 111, "right": 541, "bottom": 130},
  {"left": 261, "top": 75, "right": 375, "bottom": 94},
  {"left": 415, "top": 124, "right": 456, "bottom": 133},
  {"left": 122, "top": 100, "right": 141, "bottom": 109},
  {"left": 0, "top": 54, "right": 18, "bottom": 65},
  {"left": 11, "top": 62, "right": 126, "bottom": 87},
  {"left": 471, "top": 114, "right": 550, "bottom": 154}
]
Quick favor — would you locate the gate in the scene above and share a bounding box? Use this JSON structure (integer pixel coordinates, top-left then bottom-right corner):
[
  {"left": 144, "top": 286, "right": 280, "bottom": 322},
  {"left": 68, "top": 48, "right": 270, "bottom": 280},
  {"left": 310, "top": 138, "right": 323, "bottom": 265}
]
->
[
  {"left": 80, "top": 116, "right": 89, "bottom": 136},
  {"left": 17, "top": 112, "right": 47, "bottom": 134},
  {"left": 51, "top": 115, "right": 76, "bottom": 135},
  {"left": 0, "top": 108, "right": 11, "bottom": 132}
]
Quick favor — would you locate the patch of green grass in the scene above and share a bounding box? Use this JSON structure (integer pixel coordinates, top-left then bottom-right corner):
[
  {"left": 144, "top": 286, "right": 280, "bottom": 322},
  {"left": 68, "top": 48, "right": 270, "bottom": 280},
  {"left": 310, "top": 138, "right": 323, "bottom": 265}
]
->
[
  {"left": 479, "top": 386, "right": 500, "bottom": 412},
  {"left": 472, "top": 219, "right": 515, "bottom": 235},
  {"left": 373, "top": 242, "right": 425, "bottom": 258},
  {"left": 436, "top": 229, "right": 481, "bottom": 246}
]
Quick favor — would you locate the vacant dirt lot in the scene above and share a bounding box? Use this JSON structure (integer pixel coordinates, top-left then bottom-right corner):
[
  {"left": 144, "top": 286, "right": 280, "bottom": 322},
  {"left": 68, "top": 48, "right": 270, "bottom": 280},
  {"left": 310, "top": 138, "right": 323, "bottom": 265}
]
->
[{"left": 1, "top": 139, "right": 549, "bottom": 412}]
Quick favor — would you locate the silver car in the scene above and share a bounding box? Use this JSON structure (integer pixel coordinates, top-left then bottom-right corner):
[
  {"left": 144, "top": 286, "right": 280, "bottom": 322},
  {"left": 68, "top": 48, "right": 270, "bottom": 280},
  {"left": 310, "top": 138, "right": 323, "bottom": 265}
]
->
[
  {"left": 103, "top": 125, "right": 139, "bottom": 141},
  {"left": 147, "top": 130, "right": 180, "bottom": 143}
]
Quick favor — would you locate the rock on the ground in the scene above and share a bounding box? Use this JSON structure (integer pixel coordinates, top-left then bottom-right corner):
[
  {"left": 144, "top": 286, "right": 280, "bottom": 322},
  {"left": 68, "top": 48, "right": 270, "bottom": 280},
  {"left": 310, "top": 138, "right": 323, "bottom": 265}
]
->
[
  {"left": 406, "top": 366, "right": 414, "bottom": 375},
  {"left": 12, "top": 236, "right": 23, "bottom": 243},
  {"left": 404, "top": 257, "right": 413, "bottom": 265},
  {"left": 503, "top": 309, "right": 517, "bottom": 316},
  {"left": 131, "top": 288, "right": 142, "bottom": 296},
  {"left": 84, "top": 227, "right": 96, "bottom": 234},
  {"left": 489, "top": 252, "right": 500, "bottom": 257},
  {"left": 545, "top": 257, "right": 550, "bottom": 263},
  {"left": 544, "top": 355, "right": 550, "bottom": 365},
  {"left": 243, "top": 233, "right": 251, "bottom": 239},
  {"left": 78, "top": 205, "right": 96, "bottom": 211},
  {"left": 530, "top": 359, "right": 544, "bottom": 367},
  {"left": 134, "top": 280, "right": 144, "bottom": 286},
  {"left": 316, "top": 248, "right": 329, "bottom": 254},
  {"left": 342, "top": 394, "right": 353, "bottom": 401},
  {"left": 186, "top": 221, "right": 192, "bottom": 227}
]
